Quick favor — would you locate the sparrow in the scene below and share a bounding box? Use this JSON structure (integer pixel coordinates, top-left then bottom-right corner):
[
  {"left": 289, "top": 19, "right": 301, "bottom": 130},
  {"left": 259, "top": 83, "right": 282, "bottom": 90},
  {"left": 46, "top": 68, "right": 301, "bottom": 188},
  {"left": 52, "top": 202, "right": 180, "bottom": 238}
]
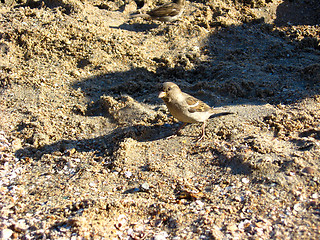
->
[
  {"left": 130, "top": 0, "right": 186, "bottom": 22},
  {"left": 159, "top": 82, "right": 232, "bottom": 141}
]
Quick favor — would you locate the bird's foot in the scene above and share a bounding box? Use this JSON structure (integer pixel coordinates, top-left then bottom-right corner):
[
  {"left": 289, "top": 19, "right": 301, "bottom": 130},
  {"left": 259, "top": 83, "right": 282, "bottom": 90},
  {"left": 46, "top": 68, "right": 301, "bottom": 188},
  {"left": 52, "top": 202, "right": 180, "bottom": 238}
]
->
[
  {"left": 195, "top": 133, "right": 205, "bottom": 142},
  {"left": 175, "top": 130, "right": 183, "bottom": 136},
  {"left": 166, "top": 135, "right": 175, "bottom": 140},
  {"left": 165, "top": 129, "right": 182, "bottom": 140}
]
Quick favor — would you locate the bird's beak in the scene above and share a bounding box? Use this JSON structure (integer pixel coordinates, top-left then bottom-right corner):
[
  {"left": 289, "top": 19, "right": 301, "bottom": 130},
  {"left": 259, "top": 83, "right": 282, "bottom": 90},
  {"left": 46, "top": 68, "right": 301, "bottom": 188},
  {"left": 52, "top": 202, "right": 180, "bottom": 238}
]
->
[{"left": 158, "top": 91, "right": 166, "bottom": 98}]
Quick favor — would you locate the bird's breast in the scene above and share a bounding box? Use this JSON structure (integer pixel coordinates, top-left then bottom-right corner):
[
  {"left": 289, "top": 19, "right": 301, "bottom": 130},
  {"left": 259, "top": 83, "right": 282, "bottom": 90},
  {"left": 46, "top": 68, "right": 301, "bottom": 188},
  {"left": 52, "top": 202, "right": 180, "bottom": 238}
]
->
[{"left": 165, "top": 102, "right": 201, "bottom": 123}]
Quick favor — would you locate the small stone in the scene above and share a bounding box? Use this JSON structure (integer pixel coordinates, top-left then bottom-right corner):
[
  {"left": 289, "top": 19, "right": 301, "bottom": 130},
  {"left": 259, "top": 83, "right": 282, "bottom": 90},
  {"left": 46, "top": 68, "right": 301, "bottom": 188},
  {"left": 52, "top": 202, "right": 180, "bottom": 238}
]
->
[
  {"left": 311, "top": 193, "right": 319, "bottom": 199},
  {"left": 302, "top": 167, "right": 315, "bottom": 174},
  {"left": 153, "top": 231, "right": 168, "bottom": 240},
  {"left": 0, "top": 229, "right": 13, "bottom": 240},
  {"left": 115, "top": 214, "right": 127, "bottom": 231},
  {"left": 234, "top": 196, "right": 243, "bottom": 202},
  {"left": 13, "top": 219, "right": 29, "bottom": 233},
  {"left": 293, "top": 203, "right": 303, "bottom": 212},
  {"left": 123, "top": 0, "right": 137, "bottom": 14},
  {"left": 255, "top": 227, "right": 264, "bottom": 235},
  {"left": 226, "top": 223, "right": 237, "bottom": 232},
  {"left": 70, "top": 69, "right": 81, "bottom": 77},
  {"left": 210, "top": 225, "right": 224, "bottom": 239},
  {"left": 140, "top": 182, "right": 149, "bottom": 191},
  {"left": 124, "top": 171, "right": 132, "bottom": 178},
  {"left": 242, "top": 178, "right": 250, "bottom": 184},
  {"left": 65, "top": 148, "right": 76, "bottom": 156},
  {"left": 195, "top": 200, "right": 204, "bottom": 208},
  {"left": 11, "top": 138, "right": 22, "bottom": 151},
  {"left": 238, "top": 220, "right": 251, "bottom": 230}
]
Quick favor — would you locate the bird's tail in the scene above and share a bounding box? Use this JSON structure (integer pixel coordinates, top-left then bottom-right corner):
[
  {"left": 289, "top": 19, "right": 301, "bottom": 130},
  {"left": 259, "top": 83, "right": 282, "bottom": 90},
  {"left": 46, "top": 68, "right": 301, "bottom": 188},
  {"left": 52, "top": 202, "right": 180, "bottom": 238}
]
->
[
  {"left": 209, "top": 112, "right": 235, "bottom": 119},
  {"left": 129, "top": 13, "right": 151, "bottom": 19}
]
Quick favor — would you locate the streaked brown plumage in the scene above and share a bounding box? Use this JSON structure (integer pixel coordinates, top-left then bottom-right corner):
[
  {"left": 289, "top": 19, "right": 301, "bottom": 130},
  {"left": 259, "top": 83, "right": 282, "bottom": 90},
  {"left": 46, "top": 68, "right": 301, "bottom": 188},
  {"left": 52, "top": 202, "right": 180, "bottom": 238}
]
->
[{"left": 130, "top": 0, "right": 185, "bottom": 22}]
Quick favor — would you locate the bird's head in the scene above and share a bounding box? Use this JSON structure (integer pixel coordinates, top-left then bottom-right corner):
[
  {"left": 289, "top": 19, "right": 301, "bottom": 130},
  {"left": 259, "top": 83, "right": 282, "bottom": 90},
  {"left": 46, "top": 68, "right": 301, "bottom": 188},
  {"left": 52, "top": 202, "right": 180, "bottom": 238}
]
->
[{"left": 158, "top": 82, "right": 181, "bottom": 101}]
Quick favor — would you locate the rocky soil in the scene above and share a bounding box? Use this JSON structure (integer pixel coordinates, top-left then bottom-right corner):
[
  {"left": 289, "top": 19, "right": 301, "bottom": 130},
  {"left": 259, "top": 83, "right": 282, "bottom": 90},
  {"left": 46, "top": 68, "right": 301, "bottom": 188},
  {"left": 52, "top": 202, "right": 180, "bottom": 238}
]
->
[{"left": 0, "top": 0, "right": 320, "bottom": 239}]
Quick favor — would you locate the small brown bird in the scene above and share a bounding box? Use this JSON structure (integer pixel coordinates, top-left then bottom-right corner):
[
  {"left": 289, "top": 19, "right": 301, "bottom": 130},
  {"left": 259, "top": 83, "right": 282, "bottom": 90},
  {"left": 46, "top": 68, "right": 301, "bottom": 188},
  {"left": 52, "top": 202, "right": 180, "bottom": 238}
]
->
[
  {"left": 130, "top": 0, "right": 186, "bottom": 22},
  {"left": 159, "top": 82, "right": 232, "bottom": 141}
]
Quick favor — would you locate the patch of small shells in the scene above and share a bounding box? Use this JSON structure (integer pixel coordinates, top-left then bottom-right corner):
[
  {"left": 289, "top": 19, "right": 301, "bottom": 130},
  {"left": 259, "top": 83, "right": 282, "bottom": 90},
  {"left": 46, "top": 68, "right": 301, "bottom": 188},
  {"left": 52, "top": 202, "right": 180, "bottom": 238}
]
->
[{"left": 0, "top": 131, "right": 26, "bottom": 240}]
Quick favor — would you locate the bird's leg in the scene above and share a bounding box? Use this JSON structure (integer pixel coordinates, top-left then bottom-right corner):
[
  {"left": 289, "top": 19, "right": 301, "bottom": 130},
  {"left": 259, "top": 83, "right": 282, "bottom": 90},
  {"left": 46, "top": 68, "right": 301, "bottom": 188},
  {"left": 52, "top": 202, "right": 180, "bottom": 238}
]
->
[
  {"left": 175, "top": 122, "right": 187, "bottom": 136},
  {"left": 196, "top": 121, "right": 206, "bottom": 142}
]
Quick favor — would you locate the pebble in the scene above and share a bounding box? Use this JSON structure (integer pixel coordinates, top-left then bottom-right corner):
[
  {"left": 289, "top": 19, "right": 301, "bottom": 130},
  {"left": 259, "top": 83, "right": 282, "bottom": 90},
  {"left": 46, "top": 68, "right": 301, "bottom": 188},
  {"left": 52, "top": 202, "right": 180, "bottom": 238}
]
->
[
  {"left": 238, "top": 219, "right": 251, "bottom": 230},
  {"left": 0, "top": 229, "right": 13, "bottom": 240},
  {"left": 70, "top": 69, "right": 81, "bottom": 77},
  {"left": 11, "top": 138, "right": 22, "bottom": 151},
  {"left": 140, "top": 182, "right": 150, "bottom": 191},
  {"left": 195, "top": 200, "right": 204, "bottom": 208},
  {"left": 311, "top": 193, "right": 319, "bottom": 199},
  {"left": 226, "top": 223, "right": 238, "bottom": 232},
  {"left": 234, "top": 195, "right": 243, "bottom": 202},
  {"left": 124, "top": 171, "right": 132, "bottom": 178},
  {"left": 302, "top": 167, "right": 315, "bottom": 174},
  {"left": 241, "top": 178, "right": 250, "bottom": 184},
  {"left": 153, "top": 231, "right": 168, "bottom": 240},
  {"left": 293, "top": 203, "right": 303, "bottom": 212},
  {"left": 115, "top": 214, "right": 127, "bottom": 231},
  {"left": 210, "top": 226, "right": 224, "bottom": 239}
]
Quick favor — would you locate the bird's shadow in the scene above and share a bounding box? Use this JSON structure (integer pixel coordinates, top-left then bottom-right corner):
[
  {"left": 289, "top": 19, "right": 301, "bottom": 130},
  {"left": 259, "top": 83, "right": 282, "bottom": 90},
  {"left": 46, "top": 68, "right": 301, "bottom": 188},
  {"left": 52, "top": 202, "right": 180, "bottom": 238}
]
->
[
  {"left": 14, "top": 111, "right": 234, "bottom": 161},
  {"left": 110, "top": 22, "right": 160, "bottom": 32}
]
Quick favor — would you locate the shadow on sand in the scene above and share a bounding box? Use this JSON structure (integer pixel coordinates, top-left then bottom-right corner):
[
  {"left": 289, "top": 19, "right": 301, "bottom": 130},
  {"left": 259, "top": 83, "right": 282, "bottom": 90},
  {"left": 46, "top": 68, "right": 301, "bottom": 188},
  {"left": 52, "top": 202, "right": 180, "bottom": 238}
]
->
[
  {"left": 274, "top": 0, "right": 320, "bottom": 26},
  {"left": 15, "top": 3, "right": 320, "bottom": 174}
]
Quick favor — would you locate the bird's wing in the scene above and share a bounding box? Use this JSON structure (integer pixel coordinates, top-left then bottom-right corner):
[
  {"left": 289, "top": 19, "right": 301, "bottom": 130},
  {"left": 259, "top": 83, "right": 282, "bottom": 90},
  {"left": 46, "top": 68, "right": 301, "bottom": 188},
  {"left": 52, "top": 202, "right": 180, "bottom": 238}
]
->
[
  {"left": 185, "top": 95, "right": 212, "bottom": 113},
  {"left": 148, "top": 3, "right": 181, "bottom": 17}
]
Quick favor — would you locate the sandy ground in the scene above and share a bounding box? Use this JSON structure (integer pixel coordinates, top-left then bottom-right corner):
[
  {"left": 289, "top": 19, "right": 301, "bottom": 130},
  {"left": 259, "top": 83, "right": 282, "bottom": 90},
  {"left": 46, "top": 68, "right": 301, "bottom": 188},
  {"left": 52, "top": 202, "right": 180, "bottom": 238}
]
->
[{"left": 0, "top": 0, "right": 320, "bottom": 239}]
